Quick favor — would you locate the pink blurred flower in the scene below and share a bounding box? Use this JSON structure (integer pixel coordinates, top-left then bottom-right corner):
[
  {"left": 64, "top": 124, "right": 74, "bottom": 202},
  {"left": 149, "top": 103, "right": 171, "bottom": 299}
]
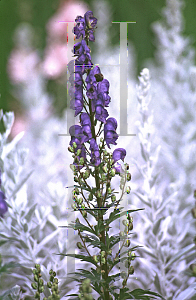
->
[
  {"left": 7, "top": 49, "right": 40, "bottom": 84},
  {"left": 42, "top": 0, "right": 89, "bottom": 79}
]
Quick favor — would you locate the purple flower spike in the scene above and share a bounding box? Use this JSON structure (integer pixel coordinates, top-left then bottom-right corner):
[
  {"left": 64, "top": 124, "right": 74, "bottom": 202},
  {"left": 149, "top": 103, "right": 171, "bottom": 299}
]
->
[
  {"left": 0, "top": 191, "right": 8, "bottom": 218},
  {"left": 113, "top": 148, "right": 127, "bottom": 163},
  {"left": 90, "top": 138, "right": 101, "bottom": 166},
  {"left": 104, "top": 118, "right": 119, "bottom": 148}
]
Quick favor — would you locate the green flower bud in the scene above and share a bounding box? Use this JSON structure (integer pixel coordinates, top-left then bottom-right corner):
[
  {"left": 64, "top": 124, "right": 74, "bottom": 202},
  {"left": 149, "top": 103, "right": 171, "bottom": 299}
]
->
[
  {"left": 127, "top": 186, "right": 131, "bottom": 194},
  {"left": 34, "top": 275, "right": 38, "bottom": 282},
  {"left": 100, "top": 138, "right": 104, "bottom": 142},
  {"left": 108, "top": 187, "right": 112, "bottom": 194},
  {"left": 120, "top": 184, "right": 124, "bottom": 190},
  {"left": 31, "top": 282, "right": 37, "bottom": 290},
  {"left": 77, "top": 242, "right": 83, "bottom": 249},
  {"left": 70, "top": 164, "right": 76, "bottom": 172},
  {"left": 110, "top": 168, "right": 116, "bottom": 177},
  {"left": 78, "top": 197, "right": 83, "bottom": 204},
  {"left": 99, "top": 143, "right": 102, "bottom": 149},
  {"left": 79, "top": 157, "right": 84, "bottom": 165},
  {"left": 74, "top": 176, "right": 78, "bottom": 182},
  {"left": 110, "top": 159, "right": 114, "bottom": 165},
  {"left": 47, "top": 281, "right": 52, "bottom": 288},
  {"left": 125, "top": 239, "right": 130, "bottom": 247},
  {"left": 101, "top": 251, "right": 105, "bottom": 257},
  {"left": 128, "top": 223, "right": 133, "bottom": 231},
  {"left": 121, "top": 271, "right": 127, "bottom": 279},
  {"left": 111, "top": 195, "right": 116, "bottom": 202},
  {"left": 109, "top": 295, "right": 113, "bottom": 300},
  {"left": 49, "top": 275, "right": 54, "bottom": 282},
  {"left": 127, "top": 172, "right": 131, "bottom": 181},
  {"left": 122, "top": 279, "right": 126, "bottom": 286},
  {"left": 122, "top": 220, "right": 128, "bottom": 226},
  {"left": 72, "top": 142, "right": 77, "bottom": 149},
  {"left": 71, "top": 203, "right": 76, "bottom": 210},
  {"left": 38, "top": 286, "right": 44, "bottom": 293},
  {"left": 75, "top": 187, "right": 80, "bottom": 195},
  {"left": 35, "top": 264, "right": 40, "bottom": 270},
  {"left": 129, "top": 266, "right": 134, "bottom": 275},
  {"left": 131, "top": 252, "right": 136, "bottom": 260},
  {"left": 108, "top": 249, "right": 112, "bottom": 255},
  {"left": 97, "top": 191, "right": 102, "bottom": 198},
  {"left": 128, "top": 214, "right": 133, "bottom": 222},
  {"left": 93, "top": 255, "right": 99, "bottom": 263},
  {"left": 68, "top": 146, "right": 74, "bottom": 153},
  {"left": 33, "top": 269, "right": 37, "bottom": 275},
  {"left": 49, "top": 269, "right": 53, "bottom": 275},
  {"left": 35, "top": 291, "right": 40, "bottom": 299},
  {"left": 102, "top": 165, "right": 107, "bottom": 173},
  {"left": 39, "top": 279, "right": 44, "bottom": 286},
  {"left": 83, "top": 169, "right": 90, "bottom": 179},
  {"left": 77, "top": 149, "right": 82, "bottom": 156}
]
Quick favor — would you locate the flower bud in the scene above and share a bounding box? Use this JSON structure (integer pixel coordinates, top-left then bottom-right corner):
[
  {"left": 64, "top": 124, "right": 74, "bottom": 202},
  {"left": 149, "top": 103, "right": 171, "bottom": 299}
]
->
[
  {"left": 127, "top": 173, "right": 131, "bottom": 181},
  {"left": 78, "top": 198, "right": 83, "bottom": 205},
  {"left": 108, "top": 249, "right": 112, "bottom": 255},
  {"left": 101, "top": 174, "right": 106, "bottom": 181},
  {"left": 125, "top": 239, "right": 130, "bottom": 247},
  {"left": 74, "top": 176, "right": 78, "bottom": 182},
  {"left": 38, "top": 286, "right": 44, "bottom": 293},
  {"left": 34, "top": 275, "right": 38, "bottom": 282},
  {"left": 75, "top": 188, "right": 80, "bottom": 195},
  {"left": 79, "top": 157, "right": 84, "bottom": 165},
  {"left": 77, "top": 149, "right": 82, "bottom": 156},
  {"left": 127, "top": 186, "right": 131, "bottom": 194},
  {"left": 68, "top": 146, "right": 74, "bottom": 153},
  {"left": 39, "top": 279, "right": 44, "bottom": 286},
  {"left": 101, "top": 251, "right": 105, "bottom": 257},
  {"left": 110, "top": 159, "right": 114, "bottom": 165},
  {"left": 70, "top": 164, "right": 76, "bottom": 172},
  {"left": 110, "top": 168, "right": 116, "bottom": 177},
  {"left": 72, "top": 142, "right": 77, "bottom": 149},
  {"left": 128, "top": 223, "right": 133, "bottom": 231},
  {"left": 96, "top": 266, "right": 101, "bottom": 274},
  {"left": 71, "top": 203, "right": 77, "bottom": 210},
  {"left": 101, "top": 257, "right": 106, "bottom": 264},
  {"left": 120, "top": 184, "right": 124, "bottom": 190},
  {"left": 102, "top": 165, "right": 107, "bottom": 173},
  {"left": 31, "top": 283, "right": 37, "bottom": 290},
  {"left": 121, "top": 271, "right": 127, "bottom": 279},
  {"left": 97, "top": 191, "right": 102, "bottom": 198},
  {"left": 131, "top": 252, "right": 136, "bottom": 260},
  {"left": 111, "top": 195, "right": 116, "bottom": 202},
  {"left": 100, "top": 138, "right": 104, "bottom": 142},
  {"left": 77, "top": 242, "right": 83, "bottom": 249},
  {"left": 107, "top": 187, "right": 112, "bottom": 194},
  {"left": 35, "top": 291, "right": 40, "bottom": 299},
  {"left": 88, "top": 193, "right": 93, "bottom": 201},
  {"left": 83, "top": 169, "right": 90, "bottom": 179},
  {"left": 99, "top": 143, "right": 102, "bottom": 149},
  {"left": 93, "top": 255, "right": 99, "bottom": 263},
  {"left": 129, "top": 265, "right": 134, "bottom": 275}
]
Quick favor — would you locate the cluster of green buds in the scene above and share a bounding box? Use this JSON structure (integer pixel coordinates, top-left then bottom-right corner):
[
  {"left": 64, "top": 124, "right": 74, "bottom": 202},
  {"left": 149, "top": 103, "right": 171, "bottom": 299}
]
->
[
  {"left": 31, "top": 265, "right": 60, "bottom": 300},
  {"left": 31, "top": 264, "right": 44, "bottom": 299},
  {"left": 78, "top": 278, "right": 93, "bottom": 300},
  {"left": 45, "top": 269, "right": 60, "bottom": 300}
]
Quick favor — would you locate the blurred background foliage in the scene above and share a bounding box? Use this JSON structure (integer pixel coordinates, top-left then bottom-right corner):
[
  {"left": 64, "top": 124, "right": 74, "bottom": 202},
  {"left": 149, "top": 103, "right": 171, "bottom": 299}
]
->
[{"left": 0, "top": 0, "right": 196, "bottom": 114}]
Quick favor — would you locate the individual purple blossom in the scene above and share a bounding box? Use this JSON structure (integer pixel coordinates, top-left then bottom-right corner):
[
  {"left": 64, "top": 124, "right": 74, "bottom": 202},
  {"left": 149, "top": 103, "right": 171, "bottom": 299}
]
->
[
  {"left": 95, "top": 99, "right": 109, "bottom": 124},
  {"left": 69, "top": 85, "right": 83, "bottom": 116},
  {"left": 104, "top": 118, "right": 119, "bottom": 148},
  {"left": 112, "top": 148, "right": 126, "bottom": 163},
  {"left": 0, "top": 191, "right": 8, "bottom": 218},
  {"left": 74, "top": 16, "right": 86, "bottom": 39},
  {"left": 89, "top": 138, "right": 101, "bottom": 166},
  {"left": 79, "top": 112, "right": 92, "bottom": 143},
  {"left": 84, "top": 11, "right": 97, "bottom": 42},
  {"left": 74, "top": 40, "right": 92, "bottom": 71}
]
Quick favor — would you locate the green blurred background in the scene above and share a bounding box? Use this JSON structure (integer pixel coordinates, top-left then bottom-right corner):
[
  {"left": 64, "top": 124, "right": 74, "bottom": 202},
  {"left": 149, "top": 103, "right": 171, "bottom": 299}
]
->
[{"left": 0, "top": 0, "right": 196, "bottom": 115}]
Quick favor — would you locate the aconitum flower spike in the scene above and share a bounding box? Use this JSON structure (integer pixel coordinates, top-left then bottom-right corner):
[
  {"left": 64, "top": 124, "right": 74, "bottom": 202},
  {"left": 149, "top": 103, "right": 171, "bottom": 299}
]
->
[{"left": 0, "top": 191, "right": 8, "bottom": 218}]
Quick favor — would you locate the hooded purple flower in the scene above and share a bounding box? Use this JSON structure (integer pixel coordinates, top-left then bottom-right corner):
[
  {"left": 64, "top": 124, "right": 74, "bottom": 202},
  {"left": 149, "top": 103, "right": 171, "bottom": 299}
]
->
[
  {"left": 69, "top": 85, "right": 83, "bottom": 116},
  {"left": 90, "top": 138, "right": 101, "bottom": 166},
  {"left": 97, "top": 79, "right": 111, "bottom": 107},
  {"left": 113, "top": 148, "right": 126, "bottom": 163},
  {"left": 79, "top": 112, "right": 92, "bottom": 143},
  {"left": 84, "top": 11, "right": 97, "bottom": 42},
  {"left": 0, "top": 191, "right": 8, "bottom": 218},
  {"left": 95, "top": 99, "right": 109, "bottom": 124},
  {"left": 74, "top": 40, "right": 92, "bottom": 71},
  {"left": 104, "top": 118, "right": 119, "bottom": 149},
  {"left": 74, "top": 16, "right": 86, "bottom": 39}
]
